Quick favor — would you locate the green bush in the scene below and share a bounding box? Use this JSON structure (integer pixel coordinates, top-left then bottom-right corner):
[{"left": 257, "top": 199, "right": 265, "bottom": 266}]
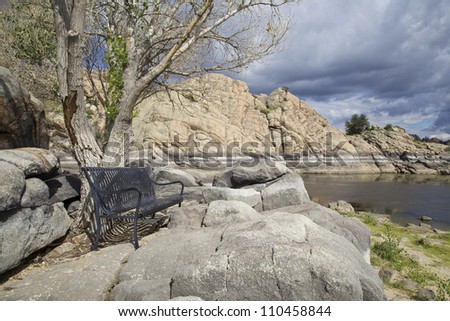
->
[
  {"left": 345, "top": 114, "right": 370, "bottom": 135},
  {"left": 372, "top": 225, "right": 403, "bottom": 263}
]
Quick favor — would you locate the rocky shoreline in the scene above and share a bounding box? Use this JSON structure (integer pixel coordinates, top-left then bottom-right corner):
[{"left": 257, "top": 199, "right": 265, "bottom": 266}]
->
[
  {"left": 1, "top": 153, "right": 387, "bottom": 301},
  {"left": 1, "top": 175, "right": 448, "bottom": 300}
]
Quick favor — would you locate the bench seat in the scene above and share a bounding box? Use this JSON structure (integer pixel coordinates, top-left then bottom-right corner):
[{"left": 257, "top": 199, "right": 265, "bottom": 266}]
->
[{"left": 82, "top": 167, "right": 184, "bottom": 249}]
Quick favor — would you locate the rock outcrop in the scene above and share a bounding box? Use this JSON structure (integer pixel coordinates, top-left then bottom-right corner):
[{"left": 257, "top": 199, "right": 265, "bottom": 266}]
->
[
  {"left": 109, "top": 212, "right": 385, "bottom": 301},
  {"left": 0, "top": 148, "right": 80, "bottom": 275},
  {"left": 359, "top": 126, "right": 450, "bottom": 174},
  {"left": 212, "top": 159, "right": 287, "bottom": 187},
  {"left": 132, "top": 73, "right": 449, "bottom": 174},
  {"left": 132, "top": 74, "right": 369, "bottom": 172},
  {"left": 0, "top": 66, "right": 49, "bottom": 150}
]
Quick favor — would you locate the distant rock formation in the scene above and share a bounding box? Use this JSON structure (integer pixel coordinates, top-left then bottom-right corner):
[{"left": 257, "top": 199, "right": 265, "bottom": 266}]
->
[
  {"left": 0, "top": 66, "right": 49, "bottom": 150},
  {"left": 133, "top": 74, "right": 356, "bottom": 155},
  {"left": 360, "top": 126, "right": 449, "bottom": 174},
  {"left": 132, "top": 73, "right": 449, "bottom": 174}
]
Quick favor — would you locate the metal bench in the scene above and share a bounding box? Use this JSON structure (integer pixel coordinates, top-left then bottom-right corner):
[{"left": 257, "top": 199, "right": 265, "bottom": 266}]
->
[{"left": 82, "top": 167, "right": 184, "bottom": 250}]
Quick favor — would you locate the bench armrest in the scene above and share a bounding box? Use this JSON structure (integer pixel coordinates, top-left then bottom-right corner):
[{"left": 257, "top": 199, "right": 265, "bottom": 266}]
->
[
  {"left": 94, "top": 186, "right": 144, "bottom": 211},
  {"left": 150, "top": 178, "right": 185, "bottom": 196}
]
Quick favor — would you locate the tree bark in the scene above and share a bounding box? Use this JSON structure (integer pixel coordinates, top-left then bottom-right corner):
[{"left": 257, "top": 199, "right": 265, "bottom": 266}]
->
[
  {"left": 51, "top": 0, "right": 103, "bottom": 167},
  {"left": 51, "top": 0, "right": 103, "bottom": 232}
]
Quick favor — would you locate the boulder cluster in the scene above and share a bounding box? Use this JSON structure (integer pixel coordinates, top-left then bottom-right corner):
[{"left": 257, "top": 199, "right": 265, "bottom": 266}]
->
[
  {"left": 0, "top": 160, "right": 386, "bottom": 300},
  {"left": 103, "top": 162, "right": 384, "bottom": 301},
  {"left": 0, "top": 148, "right": 80, "bottom": 274}
]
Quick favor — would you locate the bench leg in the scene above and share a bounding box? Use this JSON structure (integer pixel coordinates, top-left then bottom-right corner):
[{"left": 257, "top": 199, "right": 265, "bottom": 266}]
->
[
  {"left": 133, "top": 216, "right": 139, "bottom": 249},
  {"left": 91, "top": 212, "right": 102, "bottom": 251}
]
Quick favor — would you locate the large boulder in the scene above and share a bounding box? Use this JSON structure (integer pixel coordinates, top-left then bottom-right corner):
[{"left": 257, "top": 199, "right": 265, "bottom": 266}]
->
[
  {"left": 212, "top": 160, "right": 287, "bottom": 187},
  {"left": 0, "top": 203, "right": 72, "bottom": 275},
  {"left": 20, "top": 178, "right": 50, "bottom": 208},
  {"left": 202, "top": 200, "right": 262, "bottom": 227},
  {"left": 0, "top": 161, "right": 25, "bottom": 211},
  {"left": 202, "top": 186, "right": 262, "bottom": 209},
  {"left": 0, "top": 66, "right": 49, "bottom": 149},
  {"left": 154, "top": 167, "right": 199, "bottom": 187},
  {"left": 168, "top": 204, "right": 208, "bottom": 229},
  {"left": 45, "top": 174, "right": 82, "bottom": 203},
  {"left": 112, "top": 213, "right": 385, "bottom": 301},
  {"left": 262, "top": 202, "right": 371, "bottom": 264},
  {"left": 0, "top": 148, "right": 59, "bottom": 178},
  {"left": 261, "top": 173, "right": 310, "bottom": 211}
]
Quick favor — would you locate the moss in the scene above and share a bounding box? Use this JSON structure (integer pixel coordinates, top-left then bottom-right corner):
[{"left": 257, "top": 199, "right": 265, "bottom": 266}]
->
[{"left": 362, "top": 214, "right": 378, "bottom": 226}]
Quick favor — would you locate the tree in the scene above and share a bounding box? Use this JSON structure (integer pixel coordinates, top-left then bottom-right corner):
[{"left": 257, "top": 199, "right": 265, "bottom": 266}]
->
[
  {"left": 345, "top": 114, "right": 370, "bottom": 135},
  {"left": 50, "top": 0, "right": 297, "bottom": 168}
]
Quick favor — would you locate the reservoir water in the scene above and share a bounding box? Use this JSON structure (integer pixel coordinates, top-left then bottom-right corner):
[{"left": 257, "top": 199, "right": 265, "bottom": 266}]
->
[{"left": 301, "top": 174, "right": 450, "bottom": 231}]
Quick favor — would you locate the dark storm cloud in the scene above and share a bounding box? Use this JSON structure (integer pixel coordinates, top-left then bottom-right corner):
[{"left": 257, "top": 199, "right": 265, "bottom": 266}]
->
[
  {"left": 432, "top": 106, "right": 450, "bottom": 134},
  {"left": 237, "top": 0, "right": 450, "bottom": 138}
]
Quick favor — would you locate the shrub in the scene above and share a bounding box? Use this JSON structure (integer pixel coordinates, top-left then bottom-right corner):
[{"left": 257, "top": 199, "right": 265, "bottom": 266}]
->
[
  {"left": 345, "top": 114, "right": 371, "bottom": 135},
  {"left": 362, "top": 215, "right": 377, "bottom": 226},
  {"left": 372, "top": 225, "right": 403, "bottom": 263}
]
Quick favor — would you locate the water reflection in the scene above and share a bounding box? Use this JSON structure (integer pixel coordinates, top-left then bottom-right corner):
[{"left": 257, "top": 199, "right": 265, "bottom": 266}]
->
[{"left": 300, "top": 173, "right": 450, "bottom": 231}]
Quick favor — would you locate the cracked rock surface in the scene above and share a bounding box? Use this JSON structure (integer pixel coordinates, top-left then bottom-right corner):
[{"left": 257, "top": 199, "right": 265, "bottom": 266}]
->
[
  {"left": 0, "top": 244, "right": 134, "bottom": 300},
  {"left": 0, "top": 210, "right": 384, "bottom": 301},
  {"left": 111, "top": 212, "right": 385, "bottom": 301}
]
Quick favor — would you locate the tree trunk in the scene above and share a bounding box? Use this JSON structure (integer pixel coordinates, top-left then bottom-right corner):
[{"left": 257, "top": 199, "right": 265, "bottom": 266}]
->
[
  {"left": 51, "top": 0, "right": 103, "bottom": 232},
  {"left": 52, "top": 0, "right": 103, "bottom": 167}
]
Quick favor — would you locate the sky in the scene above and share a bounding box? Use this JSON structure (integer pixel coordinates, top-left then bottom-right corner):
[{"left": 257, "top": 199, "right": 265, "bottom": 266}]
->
[{"left": 236, "top": 0, "right": 450, "bottom": 140}]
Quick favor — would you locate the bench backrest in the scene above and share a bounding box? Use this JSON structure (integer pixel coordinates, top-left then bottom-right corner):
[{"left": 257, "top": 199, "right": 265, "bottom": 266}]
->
[{"left": 82, "top": 167, "right": 156, "bottom": 213}]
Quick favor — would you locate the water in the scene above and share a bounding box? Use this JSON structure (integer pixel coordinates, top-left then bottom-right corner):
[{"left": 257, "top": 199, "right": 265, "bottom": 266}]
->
[{"left": 301, "top": 173, "right": 450, "bottom": 231}]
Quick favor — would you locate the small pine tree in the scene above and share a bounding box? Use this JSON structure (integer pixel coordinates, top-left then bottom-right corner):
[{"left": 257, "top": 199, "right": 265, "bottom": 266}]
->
[{"left": 345, "top": 114, "right": 371, "bottom": 135}]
